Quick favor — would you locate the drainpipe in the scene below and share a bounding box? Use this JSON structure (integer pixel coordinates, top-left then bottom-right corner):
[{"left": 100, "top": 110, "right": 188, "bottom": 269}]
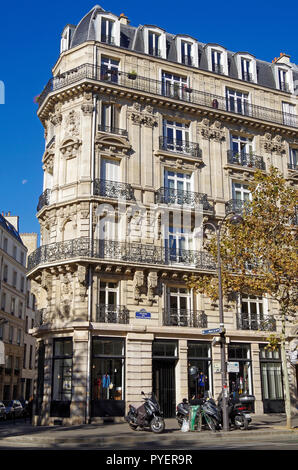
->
[{"left": 85, "top": 45, "right": 97, "bottom": 424}]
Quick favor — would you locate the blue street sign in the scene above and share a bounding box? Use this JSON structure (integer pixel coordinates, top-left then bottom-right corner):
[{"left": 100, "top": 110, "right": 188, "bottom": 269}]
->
[
  {"left": 202, "top": 327, "right": 223, "bottom": 335},
  {"left": 136, "top": 308, "right": 151, "bottom": 319}
]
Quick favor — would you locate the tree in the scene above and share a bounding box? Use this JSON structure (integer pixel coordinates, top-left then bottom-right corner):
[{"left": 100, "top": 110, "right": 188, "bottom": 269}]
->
[{"left": 185, "top": 166, "right": 298, "bottom": 428}]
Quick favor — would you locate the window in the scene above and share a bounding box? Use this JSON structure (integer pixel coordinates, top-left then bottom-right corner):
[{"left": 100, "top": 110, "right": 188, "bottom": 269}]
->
[
  {"left": 278, "top": 68, "right": 289, "bottom": 92},
  {"left": 240, "top": 295, "right": 264, "bottom": 330},
  {"left": 92, "top": 338, "right": 125, "bottom": 414},
  {"left": 3, "top": 265, "right": 8, "bottom": 282},
  {"left": 188, "top": 341, "right": 212, "bottom": 399},
  {"left": 101, "top": 57, "right": 119, "bottom": 83},
  {"left": 166, "top": 287, "right": 192, "bottom": 325},
  {"left": 18, "top": 302, "right": 23, "bottom": 319},
  {"left": 260, "top": 346, "right": 284, "bottom": 411},
  {"left": 241, "top": 58, "right": 252, "bottom": 82},
  {"left": 3, "top": 238, "right": 8, "bottom": 252},
  {"left": 11, "top": 297, "right": 15, "bottom": 315},
  {"left": 17, "top": 329, "right": 21, "bottom": 346},
  {"left": 282, "top": 102, "right": 296, "bottom": 127},
  {"left": 226, "top": 88, "right": 250, "bottom": 116},
  {"left": 228, "top": 343, "right": 253, "bottom": 396},
  {"left": 100, "top": 158, "right": 120, "bottom": 183},
  {"left": 148, "top": 31, "right": 160, "bottom": 56},
  {"left": 12, "top": 271, "right": 17, "bottom": 288},
  {"left": 20, "top": 251, "right": 24, "bottom": 266},
  {"left": 1, "top": 293, "right": 6, "bottom": 311},
  {"left": 97, "top": 281, "right": 120, "bottom": 322},
  {"left": 232, "top": 182, "right": 251, "bottom": 203},
  {"left": 9, "top": 325, "right": 13, "bottom": 343},
  {"left": 229, "top": 134, "right": 254, "bottom": 166},
  {"left": 162, "top": 72, "right": 187, "bottom": 100},
  {"left": 211, "top": 49, "right": 223, "bottom": 74},
  {"left": 101, "top": 17, "right": 114, "bottom": 44},
  {"left": 23, "top": 343, "right": 27, "bottom": 368},
  {"left": 0, "top": 324, "right": 3, "bottom": 340},
  {"left": 164, "top": 170, "right": 192, "bottom": 203},
  {"left": 52, "top": 338, "right": 73, "bottom": 402},
  {"left": 165, "top": 215, "right": 194, "bottom": 263},
  {"left": 20, "top": 276, "right": 25, "bottom": 293},
  {"left": 289, "top": 148, "right": 297, "bottom": 170},
  {"left": 152, "top": 340, "right": 178, "bottom": 358},
  {"left": 100, "top": 103, "right": 120, "bottom": 132},
  {"left": 29, "top": 345, "right": 33, "bottom": 369},
  {"left": 181, "top": 41, "right": 193, "bottom": 65},
  {"left": 13, "top": 246, "right": 17, "bottom": 259},
  {"left": 162, "top": 120, "right": 190, "bottom": 154}
]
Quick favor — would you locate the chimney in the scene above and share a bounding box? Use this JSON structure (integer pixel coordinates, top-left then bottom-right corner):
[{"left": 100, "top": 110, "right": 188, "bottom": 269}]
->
[
  {"left": 272, "top": 53, "right": 291, "bottom": 65},
  {"left": 119, "top": 13, "right": 129, "bottom": 25}
]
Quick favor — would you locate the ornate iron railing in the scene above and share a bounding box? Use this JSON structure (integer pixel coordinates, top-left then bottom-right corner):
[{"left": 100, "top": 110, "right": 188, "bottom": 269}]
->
[
  {"left": 98, "top": 124, "right": 128, "bottom": 136},
  {"left": 36, "top": 63, "right": 298, "bottom": 129},
  {"left": 225, "top": 199, "right": 251, "bottom": 215},
  {"left": 27, "top": 237, "right": 216, "bottom": 271},
  {"left": 159, "top": 136, "right": 202, "bottom": 158},
  {"left": 155, "top": 187, "right": 213, "bottom": 211},
  {"left": 237, "top": 313, "right": 276, "bottom": 332},
  {"left": 163, "top": 308, "right": 207, "bottom": 328},
  {"left": 37, "top": 189, "right": 51, "bottom": 212},
  {"left": 227, "top": 150, "right": 266, "bottom": 170},
  {"left": 96, "top": 304, "right": 129, "bottom": 324},
  {"left": 94, "top": 179, "right": 135, "bottom": 200}
]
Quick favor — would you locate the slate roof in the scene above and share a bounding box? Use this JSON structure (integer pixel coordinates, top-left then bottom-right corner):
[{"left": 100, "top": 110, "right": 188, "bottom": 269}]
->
[{"left": 0, "top": 214, "right": 24, "bottom": 246}]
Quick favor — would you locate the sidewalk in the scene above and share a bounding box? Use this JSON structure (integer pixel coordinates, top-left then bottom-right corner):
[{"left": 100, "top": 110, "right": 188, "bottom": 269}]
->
[{"left": 0, "top": 413, "right": 297, "bottom": 449}]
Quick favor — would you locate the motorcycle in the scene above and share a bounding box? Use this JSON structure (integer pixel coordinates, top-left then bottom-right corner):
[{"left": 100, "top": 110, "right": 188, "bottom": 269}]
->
[
  {"left": 218, "top": 392, "right": 255, "bottom": 430},
  {"left": 176, "top": 397, "right": 220, "bottom": 431},
  {"left": 125, "top": 391, "right": 165, "bottom": 433}
]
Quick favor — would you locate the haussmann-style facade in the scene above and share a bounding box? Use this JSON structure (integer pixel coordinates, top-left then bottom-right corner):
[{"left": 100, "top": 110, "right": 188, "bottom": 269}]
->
[{"left": 28, "top": 5, "right": 298, "bottom": 425}]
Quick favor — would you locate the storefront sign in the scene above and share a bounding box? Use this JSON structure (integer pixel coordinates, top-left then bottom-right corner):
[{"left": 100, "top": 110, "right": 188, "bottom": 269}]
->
[
  {"left": 227, "top": 361, "right": 239, "bottom": 373},
  {"left": 135, "top": 309, "right": 151, "bottom": 319}
]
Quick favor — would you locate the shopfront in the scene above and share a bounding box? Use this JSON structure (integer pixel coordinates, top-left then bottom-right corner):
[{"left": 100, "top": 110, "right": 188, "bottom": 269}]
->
[
  {"left": 228, "top": 343, "right": 253, "bottom": 406},
  {"left": 91, "top": 337, "right": 125, "bottom": 417},
  {"left": 259, "top": 345, "right": 285, "bottom": 413},
  {"left": 152, "top": 340, "right": 177, "bottom": 418},
  {"left": 188, "top": 341, "right": 212, "bottom": 400},
  {"left": 50, "top": 338, "right": 73, "bottom": 418}
]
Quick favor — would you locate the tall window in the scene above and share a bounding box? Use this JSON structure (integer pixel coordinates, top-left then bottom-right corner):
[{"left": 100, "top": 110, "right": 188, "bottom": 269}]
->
[
  {"left": 241, "top": 58, "right": 252, "bottom": 81},
  {"left": 228, "top": 344, "right": 253, "bottom": 397},
  {"left": 97, "top": 281, "right": 120, "bottom": 322},
  {"left": 101, "top": 17, "right": 114, "bottom": 44},
  {"left": 289, "top": 148, "right": 297, "bottom": 170},
  {"left": 282, "top": 102, "right": 296, "bottom": 127},
  {"left": 188, "top": 342, "right": 212, "bottom": 399},
  {"left": 162, "top": 119, "right": 190, "bottom": 154},
  {"left": 101, "top": 57, "right": 119, "bottom": 83},
  {"left": 226, "top": 88, "right": 250, "bottom": 116},
  {"left": 181, "top": 41, "right": 192, "bottom": 65},
  {"left": 278, "top": 69, "right": 289, "bottom": 92},
  {"left": 232, "top": 182, "right": 251, "bottom": 203},
  {"left": 162, "top": 72, "right": 187, "bottom": 100},
  {"left": 260, "top": 346, "right": 284, "bottom": 412},
  {"left": 166, "top": 287, "right": 192, "bottom": 326},
  {"left": 211, "top": 49, "right": 222, "bottom": 73},
  {"left": 100, "top": 103, "right": 120, "bottom": 131},
  {"left": 52, "top": 338, "right": 73, "bottom": 402},
  {"left": 148, "top": 31, "right": 160, "bottom": 56},
  {"left": 240, "top": 295, "right": 264, "bottom": 330},
  {"left": 229, "top": 134, "right": 254, "bottom": 165}
]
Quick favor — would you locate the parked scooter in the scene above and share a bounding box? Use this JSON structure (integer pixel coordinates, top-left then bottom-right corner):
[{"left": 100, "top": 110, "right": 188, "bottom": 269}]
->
[
  {"left": 176, "top": 396, "right": 221, "bottom": 431},
  {"left": 125, "top": 391, "right": 165, "bottom": 433},
  {"left": 220, "top": 392, "right": 254, "bottom": 430}
]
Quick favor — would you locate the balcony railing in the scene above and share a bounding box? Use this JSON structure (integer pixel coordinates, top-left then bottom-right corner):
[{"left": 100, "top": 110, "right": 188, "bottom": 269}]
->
[
  {"left": 94, "top": 179, "right": 135, "bottom": 200},
  {"left": 96, "top": 304, "right": 129, "bottom": 324},
  {"left": 225, "top": 199, "right": 251, "bottom": 215},
  {"left": 101, "top": 34, "right": 115, "bottom": 45},
  {"left": 155, "top": 187, "right": 213, "bottom": 211},
  {"left": 149, "top": 48, "right": 161, "bottom": 57},
  {"left": 212, "top": 64, "right": 224, "bottom": 74},
  {"left": 182, "top": 56, "right": 193, "bottom": 66},
  {"left": 280, "top": 81, "right": 290, "bottom": 93},
  {"left": 163, "top": 308, "right": 207, "bottom": 328},
  {"left": 242, "top": 72, "right": 253, "bottom": 82},
  {"left": 37, "top": 63, "right": 298, "bottom": 129},
  {"left": 37, "top": 188, "right": 51, "bottom": 212},
  {"left": 227, "top": 150, "right": 266, "bottom": 170},
  {"left": 159, "top": 136, "right": 202, "bottom": 159},
  {"left": 237, "top": 313, "right": 276, "bottom": 332},
  {"left": 27, "top": 237, "right": 216, "bottom": 271},
  {"left": 98, "top": 124, "right": 128, "bottom": 136}
]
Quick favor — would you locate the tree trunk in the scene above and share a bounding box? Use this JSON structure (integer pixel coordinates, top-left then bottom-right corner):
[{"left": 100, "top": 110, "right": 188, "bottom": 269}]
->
[{"left": 281, "top": 313, "right": 292, "bottom": 429}]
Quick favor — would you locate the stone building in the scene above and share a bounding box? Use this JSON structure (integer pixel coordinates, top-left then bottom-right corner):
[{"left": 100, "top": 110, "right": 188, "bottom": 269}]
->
[{"left": 28, "top": 5, "right": 298, "bottom": 425}]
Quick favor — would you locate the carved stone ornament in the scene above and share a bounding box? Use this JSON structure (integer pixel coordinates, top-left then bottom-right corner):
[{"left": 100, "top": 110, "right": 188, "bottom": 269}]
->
[
  {"left": 77, "top": 265, "right": 88, "bottom": 300},
  {"left": 133, "top": 270, "right": 145, "bottom": 304},
  {"left": 199, "top": 118, "right": 225, "bottom": 141},
  {"left": 147, "top": 271, "right": 158, "bottom": 304},
  {"left": 262, "top": 132, "right": 286, "bottom": 154},
  {"left": 129, "top": 103, "right": 158, "bottom": 128},
  {"left": 81, "top": 103, "right": 94, "bottom": 115},
  {"left": 66, "top": 110, "right": 80, "bottom": 136}
]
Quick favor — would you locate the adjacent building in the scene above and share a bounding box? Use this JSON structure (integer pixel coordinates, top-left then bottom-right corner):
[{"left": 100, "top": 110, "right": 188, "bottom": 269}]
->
[{"left": 28, "top": 5, "right": 298, "bottom": 425}]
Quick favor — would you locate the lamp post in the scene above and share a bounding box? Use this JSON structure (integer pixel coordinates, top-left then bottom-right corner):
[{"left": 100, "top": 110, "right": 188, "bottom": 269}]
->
[{"left": 203, "top": 213, "right": 243, "bottom": 432}]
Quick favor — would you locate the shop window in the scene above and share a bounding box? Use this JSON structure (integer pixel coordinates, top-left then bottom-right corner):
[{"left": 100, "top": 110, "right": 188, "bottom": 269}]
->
[
  {"left": 259, "top": 345, "right": 284, "bottom": 413},
  {"left": 51, "top": 338, "right": 73, "bottom": 417},
  {"left": 91, "top": 337, "right": 125, "bottom": 417},
  {"left": 228, "top": 343, "right": 253, "bottom": 399},
  {"left": 188, "top": 341, "right": 212, "bottom": 400},
  {"left": 152, "top": 340, "right": 178, "bottom": 358}
]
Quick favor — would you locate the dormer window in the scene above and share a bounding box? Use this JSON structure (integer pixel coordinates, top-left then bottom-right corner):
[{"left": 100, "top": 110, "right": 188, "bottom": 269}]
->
[
  {"left": 101, "top": 17, "right": 115, "bottom": 45},
  {"left": 60, "top": 25, "right": 75, "bottom": 54},
  {"left": 241, "top": 58, "right": 252, "bottom": 82},
  {"left": 143, "top": 26, "right": 166, "bottom": 59},
  {"left": 176, "top": 36, "right": 198, "bottom": 67},
  {"left": 206, "top": 44, "right": 228, "bottom": 75},
  {"left": 278, "top": 68, "right": 289, "bottom": 92},
  {"left": 211, "top": 49, "right": 223, "bottom": 74},
  {"left": 235, "top": 53, "right": 257, "bottom": 83},
  {"left": 181, "top": 41, "right": 193, "bottom": 66},
  {"left": 148, "top": 31, "right": 161, "bottom": 57}
]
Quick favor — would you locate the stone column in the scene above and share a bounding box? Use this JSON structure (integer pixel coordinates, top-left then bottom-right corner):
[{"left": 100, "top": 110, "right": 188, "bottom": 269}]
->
[
  {"left": 40, "top": 337, "right": 53, "bottom": 425},
  {"left": 176, "top": 339, "right": 188, "bottom": 403},
  {"left": 70, "top": 326, "right": 89, "bottom": 424},
  {"left": 251, "top": 342, "right": 264, "bottom": 414},
  {"left": 126, "top": 332, "right": 154, "bottom": 410}
]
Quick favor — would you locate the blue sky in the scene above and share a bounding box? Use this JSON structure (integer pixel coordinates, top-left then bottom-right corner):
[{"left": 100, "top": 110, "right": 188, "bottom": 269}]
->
[{"left": 0, "top": 0, "right": 297, "bottom": 239}]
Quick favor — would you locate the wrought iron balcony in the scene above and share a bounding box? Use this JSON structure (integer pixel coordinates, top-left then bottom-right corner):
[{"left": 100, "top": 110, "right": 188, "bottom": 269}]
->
[
  {"left": 225, "top": 199, "right": 251, "bottom": 215},
  {"left": 98, "top": 124, "right": 128, "bottom": 136},
  {"left": 94, "top": 179, "right": 135, "bottom": 200},
  {"left": 182, "top": 56, "right": 193, "bottom": 66},
  {"left": 159, "top": 136, "right": 202, "bottom": 159},
  {"left": 227, "top": 150, "right": 266, "bottom": 170},
  {"left": 280, "top": 81, "right": 290, "bottom": 92},
  {"left": 37, "top": 188, "right": 51, "bottom": 212},
  {"left": 237, "top": 313, "right": 276, "bottom": 332},
  {"left": 155, "top": 187, "right": 213, "bottom": 211},
  {"left": 163, "top": 308, "right": 207, "bottom": 328},
  {"left": 149, "top": 48, "right": 161, "bottom": 57},
  {"left": 242, "top": 72, "right": 253, "bottom": 82},
  {"left": 27, "top": 237, "right": 216, "bottom": 271},
  {"left": 37, "top": 63, "right": 298, "bottom": 129},
  {"left": 96, "top": 304, "right": 129, "bottom": 324}
]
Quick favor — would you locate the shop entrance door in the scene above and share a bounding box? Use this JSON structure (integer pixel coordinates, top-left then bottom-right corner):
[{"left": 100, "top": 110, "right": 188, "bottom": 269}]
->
[{"left": 152, "top": 360, "right": 176, "bottom": 418}]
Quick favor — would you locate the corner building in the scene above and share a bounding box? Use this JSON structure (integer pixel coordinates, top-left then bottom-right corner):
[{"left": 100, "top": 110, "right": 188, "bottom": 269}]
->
[{"left": 29, "top": 5, "right": 298, "bottom": 425}]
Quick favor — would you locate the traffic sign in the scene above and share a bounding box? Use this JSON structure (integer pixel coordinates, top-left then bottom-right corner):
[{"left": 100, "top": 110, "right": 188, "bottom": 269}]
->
[{"left": 202, "top": 327, "right": 223, "bottom": 335}]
